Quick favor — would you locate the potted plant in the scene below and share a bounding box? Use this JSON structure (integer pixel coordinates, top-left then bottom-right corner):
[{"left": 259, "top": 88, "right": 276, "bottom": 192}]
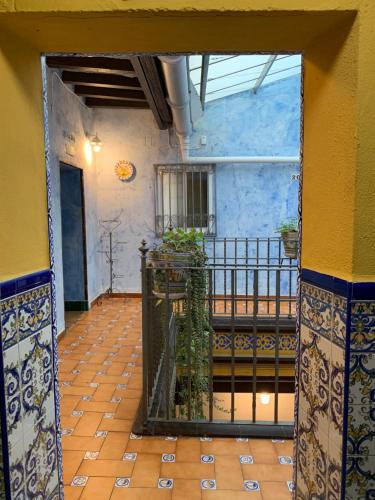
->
[
  {"left": 276, "top": 219, "right": 298, "bottom": 259},
  {"left": 148, "top": 228, "right": 206, "bottom": 299}
]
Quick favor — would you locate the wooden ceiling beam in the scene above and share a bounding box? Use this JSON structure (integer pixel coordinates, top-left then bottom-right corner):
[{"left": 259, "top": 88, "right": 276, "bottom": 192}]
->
[
  {"left": 61, "top": 71, "right": 141, "bottom": 89},
  {"left": 74, "top": 85, "right": 147, "bottom": 101},
  {"left": 46, "top": 56, "right": 136, "bottom": 77},
  {"left": 85, "top": 97, "right": 150, "bottom": 108},
  {"left": 131, "top": 56, "right": 172, "bottom": 130}
]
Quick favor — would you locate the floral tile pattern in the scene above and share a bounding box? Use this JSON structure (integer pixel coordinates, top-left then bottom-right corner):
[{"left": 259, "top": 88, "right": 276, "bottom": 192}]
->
[
  {"left": 351, "top": 302, "right": 375, "bottom": 352},
  {"left": 297, "top": 276, "right": 375, "bottom": 499},
  {"left": 0, "top": 278, "right": 60, "bottom": 498},
  {"left": 296, "top": 281, "right": 346, "bottom": 500}
]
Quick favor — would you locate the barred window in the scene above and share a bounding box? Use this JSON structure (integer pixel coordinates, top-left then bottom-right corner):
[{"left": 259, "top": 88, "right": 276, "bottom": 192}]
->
[{"left": 155, "top": 164, "right": 216, "bottom": 236}]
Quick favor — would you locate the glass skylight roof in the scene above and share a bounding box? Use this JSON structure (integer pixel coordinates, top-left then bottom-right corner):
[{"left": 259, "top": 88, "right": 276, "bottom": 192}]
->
[{"left": 189, "top": 54, "right": 302, "bottom": 104}]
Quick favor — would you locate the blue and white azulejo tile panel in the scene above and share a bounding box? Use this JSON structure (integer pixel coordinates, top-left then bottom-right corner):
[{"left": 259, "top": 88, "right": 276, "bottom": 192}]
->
[{"left": 0, "top": 270, "right": 61, "bottom": 499}]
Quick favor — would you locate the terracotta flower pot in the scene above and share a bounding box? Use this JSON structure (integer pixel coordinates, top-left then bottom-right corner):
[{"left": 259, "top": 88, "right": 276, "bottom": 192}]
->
[{"left": 281, "top": 231, "right": 298, "bottom": 259}]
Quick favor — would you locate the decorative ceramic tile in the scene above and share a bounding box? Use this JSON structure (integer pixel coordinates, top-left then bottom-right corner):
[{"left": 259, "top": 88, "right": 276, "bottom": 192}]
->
[
  {"left": 18, "top": 285, "right": 51, "bottom": 342},
  {"left": 351, "top": 302, "right": 375, "bottom": 352},
  {"left": 348, "top": 352, "right": 375, "bottom": 407},
  {"left": 19, "top": 328, "right": 54, "bottom": 429},
  {"left": 240, "top": 455, "right": 253, "bottom": 464},
  {"left": 129, "top": 433, "right": 142, "bottom": 440},
  {"left": 347, "top": 406, "right": 375, "bottom": 456},
  {"left": 243, "top": 480, "right": 260, "bottom": 491},
  {"left": 162, "top": 453, "right": 175, "bottom": 463},
  {"left": 300, "top": 283, "right": 333, "bottom": 340},
  {"left": 110, "top": 397, "right": 122, "bottom": 404},
  {"left": 123, "top": 453, "right": 137, "bottom": 461},
  {"left": 299, "top": 326, "right": 330, "bottom": 429},
  {"left": 117, "top": 384, "right": 127, "bottom": 389},
  {"left": 61, "top": 428, "right": 73, "bottom": 436},
  {"left": 158, "top": 478, "right": 173, "bottom": 489},
  {"left": 332, "top": 294, "right": 347, "bottom": 348},
  {"left": 279, "top": 456, "right": 293, "bottom": 465},
  {"left": 71, "top": 476, "right": 88, "bottom": 487},
  {"left": 103, "top": 413, "right": 114, "bottom": 419},
  {"left": 23, "top": 415, "right": 58, "bottom": 498},
  {"left": 330, "top": 342, "right": 345, "bottom": 437},
  {"left": 346, "top": 455, "right": 375, "bottom": 498},
  {"left": 287, "top": 480, "right": 295, "bottom": 492},
  {"left": 115, "top": 477, "right": 130, "bottom": 488},
  {"left": 201, "top": 479, "right": 216, "bottom": 490},
  {"left": 3, "top": 344, "right": 22, "bottom": 446},
  {"left": 200, "top": 437, "right": 212, "bottom": 442},
  {"left": 296, "top": 416, "right": 328, "bottom": 499},
  {"left": 84, "top": 451, "right": 99, "bottom": 460},
  {"left": 122, "top": 372, "right": 130, "bottom": 377},
  {"left": 165, "top": 436, "right": 177, "bottom": 441},
  {"left": 0, "top": 296, "right": 18, "bottom": 350},
  {"left": 236, "top": 437, "right": 248, "bottom": 442},
  {"left": 71, "top": 410, "right": 83, "bottom": 417},
  {"left": 201, "top": 454, "right": 214, "bottom": 463},
  {"left": 95, "top": 430, "right": 107, "bottom": 438},
  {"left": 9, "top": 439, "right": 25, "bottom": 499}
]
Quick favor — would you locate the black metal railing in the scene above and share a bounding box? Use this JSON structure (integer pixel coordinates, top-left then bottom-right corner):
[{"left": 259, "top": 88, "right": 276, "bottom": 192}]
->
[{"left": 134, "top": 238, "right": 297, "bottom": 438}]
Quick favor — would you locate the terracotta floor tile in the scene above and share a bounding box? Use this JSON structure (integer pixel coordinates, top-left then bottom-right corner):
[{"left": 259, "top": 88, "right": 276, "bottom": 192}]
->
[
  {"left": 260, "top": 481, "right": 292, "bottom": 499},
  {"left": 161, "top": 462, "right": 215, "bottom": 479},
  {"left": 79, "top": 477, "right": 115, "bottom": 500},
  {"left": 78, "top": 459, "right": 134, "bottom": 477},
  {"left": 241, "top": 464, "right": 293, "bottom": 482},
  {"left": 176, "top": 438, "right": 201, "bottom": 462},
  {"left": 59, "top": 298, "right": 294, "bottom": 500},
  {"left": 74, "top": 412, "right": 103, "bottom": 437},
  {"left": 63, "top": 485, "right": 83, "bottom": 499},
  {"left": 60, "top": 415, "right": 80, "bottom": 429},
  {"left": 200, "top": 439, "right": 250, "bottom": 456},
  {"left": 94, "top": 375, "right": 131, "bottom": 384},
  {"left": 172, "top": 479, "right": 201, "bottom": 500},
  {"left": 61, "top": 396, "right": 81, "bottom": 416},
  {"left": 273, "top": 440, "right": 294, "bottom": 457},
  {"left": 99, "top": 432, "right": 129, "bottom": 459},
  {"left": 62, "top": 450, "right": 85, "bottom": 484},
  {"left": 111, "top": 488, "right": 171, "bottom": 499},
  {"left": 76, "top": 401, "right": 119, "bottom": 413},
  {"left": 126, "top": 438, "right": 176, "bottom": 454},
  {"left": 73, "top": 371, "right": 97, "bottom": 384},
  {"left": 215, "top": 455, "right": 244, "bottom": 490},
  {"left": 91, "top": 384, "right": 116, "bottom": 402},
  {"left": 98, "top": 418, "right": 133, "bottom": 432},
  {"left": 202, "top": 491, "right": 262, "bottom": 499},
  {"left": 130, "top": 453, "right": 161, "bottom": 487},
  {"left": 249, "top": 439, "right": 278, "bottom": 464},
  {"left": 62, "top": 435, "right": 105, "bottom": 452}
]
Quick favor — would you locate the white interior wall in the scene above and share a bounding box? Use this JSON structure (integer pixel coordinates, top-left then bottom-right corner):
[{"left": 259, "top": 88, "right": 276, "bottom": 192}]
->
[
  {"left": 93, "top": 109, "right": 178, "bottom": 293},
  {"left": 47, "top": 70, "right": 103, "bottom": 334}
]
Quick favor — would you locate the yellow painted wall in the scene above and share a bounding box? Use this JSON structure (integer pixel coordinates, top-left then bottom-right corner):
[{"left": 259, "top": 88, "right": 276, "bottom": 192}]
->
[
  {"left": 0, "top": 27, "right": 49, "bottom": 281},
  {"left": 0, "top": 0, "right": 374, "bottom": 282}
]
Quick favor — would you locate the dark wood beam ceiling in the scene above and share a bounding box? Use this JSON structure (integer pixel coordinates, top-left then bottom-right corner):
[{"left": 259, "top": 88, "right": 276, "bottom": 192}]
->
[
  {"left": 46, "top": 55, "right": 172, "bottom": 129},
  {"left": 61, "top": 71, "right": 141, "bottom": 89},
  {"left": 85, "top": 98, "right": 150, "bottom": 108},
  {"left": 74, "top": 85, "right": 147, "bottom": 101}
]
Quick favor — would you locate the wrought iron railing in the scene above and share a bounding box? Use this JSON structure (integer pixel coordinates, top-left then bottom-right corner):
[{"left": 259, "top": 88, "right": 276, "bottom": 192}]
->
[{"left": 134, "top": 237, "right": 297, "bottom": 438}]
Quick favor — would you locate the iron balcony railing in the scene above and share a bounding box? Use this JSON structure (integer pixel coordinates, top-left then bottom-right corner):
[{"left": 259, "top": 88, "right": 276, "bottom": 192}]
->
[{"left": 134, "top": 237, "right": 297, "bottom": 438}]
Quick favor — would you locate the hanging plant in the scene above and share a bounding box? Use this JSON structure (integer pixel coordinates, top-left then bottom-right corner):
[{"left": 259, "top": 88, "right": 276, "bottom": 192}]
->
[{"left": 276, "top": 218, "right": 298, "bottom": 259}]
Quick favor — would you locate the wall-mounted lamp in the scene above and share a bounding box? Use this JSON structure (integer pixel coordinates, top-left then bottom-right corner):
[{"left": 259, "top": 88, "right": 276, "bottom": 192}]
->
[
  {"left": 90, "top": 133, "right": 102, "bottom": 153},
  {"left": 260, "top": 393, "right": 270, "bottom": 405}
]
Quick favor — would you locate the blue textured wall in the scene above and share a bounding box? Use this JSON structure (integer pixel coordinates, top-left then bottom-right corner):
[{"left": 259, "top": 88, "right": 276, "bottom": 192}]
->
[
  {"left": 191, "top": 74, "right": 301, "bottom": 239},
  {"left": 60, "top": 164, "right": 86, "bottom": 302}
]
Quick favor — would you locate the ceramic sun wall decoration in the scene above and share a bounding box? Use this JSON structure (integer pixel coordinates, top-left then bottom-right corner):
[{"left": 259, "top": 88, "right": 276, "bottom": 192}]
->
[{"left": 115, "top": 160, "right": 136, "bottom": 183}]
